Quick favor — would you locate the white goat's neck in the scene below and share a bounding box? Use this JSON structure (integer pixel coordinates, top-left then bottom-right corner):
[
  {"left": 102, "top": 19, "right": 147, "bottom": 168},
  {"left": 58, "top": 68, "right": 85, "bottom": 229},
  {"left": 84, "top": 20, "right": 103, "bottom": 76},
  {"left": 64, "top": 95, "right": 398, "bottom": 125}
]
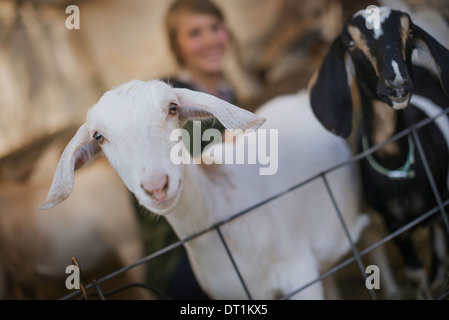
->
[{"left": 164, "top": 162, "right": 232, "bottom": 240}]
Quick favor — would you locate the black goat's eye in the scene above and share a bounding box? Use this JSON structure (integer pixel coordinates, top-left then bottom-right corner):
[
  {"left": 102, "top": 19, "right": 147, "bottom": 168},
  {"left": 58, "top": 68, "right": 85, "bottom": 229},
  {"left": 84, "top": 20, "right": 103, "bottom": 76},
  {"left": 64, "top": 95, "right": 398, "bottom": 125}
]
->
[
  {"left": 169, "top": 103, "right": 178, "bottom": 116},
  {"left": 93, "top": 132, "right": 105, "bottom": 144}
]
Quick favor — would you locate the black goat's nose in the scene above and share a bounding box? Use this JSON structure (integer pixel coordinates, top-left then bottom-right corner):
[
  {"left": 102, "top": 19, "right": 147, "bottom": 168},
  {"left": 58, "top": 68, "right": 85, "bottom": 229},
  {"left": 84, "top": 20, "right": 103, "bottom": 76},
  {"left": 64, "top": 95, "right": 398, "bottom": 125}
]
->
[{"left": 385, "top": 78, "right": 407, "bottom": 90}]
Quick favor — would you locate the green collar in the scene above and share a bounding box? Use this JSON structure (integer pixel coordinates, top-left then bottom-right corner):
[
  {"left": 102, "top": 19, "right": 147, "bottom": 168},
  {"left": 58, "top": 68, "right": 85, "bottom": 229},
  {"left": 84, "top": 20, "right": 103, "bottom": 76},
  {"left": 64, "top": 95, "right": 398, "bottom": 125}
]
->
[{"left": 362, "top": 135, "right": 416, "bottom": 180}]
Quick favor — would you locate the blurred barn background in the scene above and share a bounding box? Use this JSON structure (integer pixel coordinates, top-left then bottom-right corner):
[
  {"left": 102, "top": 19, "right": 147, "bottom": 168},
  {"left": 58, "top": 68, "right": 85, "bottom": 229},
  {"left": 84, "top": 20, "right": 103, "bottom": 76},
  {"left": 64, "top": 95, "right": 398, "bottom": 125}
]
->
[{"left": 0, "top": 0, "right": 448, "bottom": 299}]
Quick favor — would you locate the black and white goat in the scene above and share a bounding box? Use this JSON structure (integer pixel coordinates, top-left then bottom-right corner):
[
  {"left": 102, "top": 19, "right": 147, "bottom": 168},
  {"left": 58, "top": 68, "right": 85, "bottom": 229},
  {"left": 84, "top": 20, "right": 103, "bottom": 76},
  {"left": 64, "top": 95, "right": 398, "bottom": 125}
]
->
[{"left": 309, "top": 6, "right": 449, "bottom": 299}]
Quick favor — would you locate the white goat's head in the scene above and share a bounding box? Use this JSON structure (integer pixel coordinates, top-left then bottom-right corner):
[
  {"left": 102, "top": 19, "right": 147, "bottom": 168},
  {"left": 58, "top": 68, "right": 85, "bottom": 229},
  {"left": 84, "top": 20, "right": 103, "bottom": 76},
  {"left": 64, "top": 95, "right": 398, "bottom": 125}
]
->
[{"left": 40, "top": 80, "right": 265, "bottom": 215}]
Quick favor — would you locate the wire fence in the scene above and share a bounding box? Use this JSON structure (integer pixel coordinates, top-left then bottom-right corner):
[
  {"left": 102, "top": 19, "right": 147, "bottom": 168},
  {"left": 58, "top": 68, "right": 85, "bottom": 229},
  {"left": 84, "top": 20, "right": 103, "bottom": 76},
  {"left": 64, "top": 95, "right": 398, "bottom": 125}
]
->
[{"left": 61, "top": 106, "right": 449, "bottom": 301}]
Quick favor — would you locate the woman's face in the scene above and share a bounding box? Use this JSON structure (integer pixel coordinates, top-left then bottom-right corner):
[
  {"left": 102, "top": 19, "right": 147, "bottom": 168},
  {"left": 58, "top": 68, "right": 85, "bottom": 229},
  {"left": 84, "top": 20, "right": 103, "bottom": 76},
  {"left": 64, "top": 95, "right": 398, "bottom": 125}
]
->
[{"left": 175, "top": 12, "right": 229, "bottom": 75}]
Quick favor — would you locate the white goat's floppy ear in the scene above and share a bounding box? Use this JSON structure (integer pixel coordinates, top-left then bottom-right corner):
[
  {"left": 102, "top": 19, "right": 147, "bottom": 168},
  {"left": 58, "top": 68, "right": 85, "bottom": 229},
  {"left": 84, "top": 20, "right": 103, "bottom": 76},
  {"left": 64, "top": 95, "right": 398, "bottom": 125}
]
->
[
  {"left": 309, "top": 35, "right": 353, "bottom": 138},
  {"left": 173, "top": 88, "right": 266, "bottom": 130},
  {"left": 39, "top": 124, "right": 102, "bottom": 210},
  {"left": 412, "top": 24, "right": 449, "bottom": 97}
]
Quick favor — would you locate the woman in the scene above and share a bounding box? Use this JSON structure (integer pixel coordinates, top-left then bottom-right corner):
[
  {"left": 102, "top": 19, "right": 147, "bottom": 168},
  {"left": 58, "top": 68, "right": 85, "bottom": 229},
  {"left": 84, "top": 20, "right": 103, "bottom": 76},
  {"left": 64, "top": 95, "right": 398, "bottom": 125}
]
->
[
  {"left": 164, "top": 0, "right": 237, "bottom": 156},
  {"left": 161, "top": 0, "right": 240, "bottom": 299}
]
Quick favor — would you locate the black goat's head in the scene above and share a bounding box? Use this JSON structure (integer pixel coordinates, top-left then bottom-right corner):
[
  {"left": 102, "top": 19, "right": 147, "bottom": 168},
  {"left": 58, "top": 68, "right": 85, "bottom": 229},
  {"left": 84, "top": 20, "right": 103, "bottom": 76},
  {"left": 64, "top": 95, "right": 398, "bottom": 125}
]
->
[{"left": 309, "top": 6, "right": 449, "bottom": 138}]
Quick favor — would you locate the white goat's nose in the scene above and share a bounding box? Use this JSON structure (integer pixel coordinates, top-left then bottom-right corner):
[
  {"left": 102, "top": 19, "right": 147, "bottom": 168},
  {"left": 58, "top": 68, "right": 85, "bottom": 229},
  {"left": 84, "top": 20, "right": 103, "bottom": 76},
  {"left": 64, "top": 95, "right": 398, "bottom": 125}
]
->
[{"left": 141, "top": 174, "right": 169, "bottom": 202}]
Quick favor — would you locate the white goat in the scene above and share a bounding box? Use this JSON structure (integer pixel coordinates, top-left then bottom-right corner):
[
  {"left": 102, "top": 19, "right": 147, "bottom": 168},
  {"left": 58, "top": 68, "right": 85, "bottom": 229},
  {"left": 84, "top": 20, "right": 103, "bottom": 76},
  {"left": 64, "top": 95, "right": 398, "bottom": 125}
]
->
[
  {"left": 41, "top": 80, "right": 370, "bottom": 299},
  {"left": 0, "top": 135, "right": 149, "bottom": 299}
]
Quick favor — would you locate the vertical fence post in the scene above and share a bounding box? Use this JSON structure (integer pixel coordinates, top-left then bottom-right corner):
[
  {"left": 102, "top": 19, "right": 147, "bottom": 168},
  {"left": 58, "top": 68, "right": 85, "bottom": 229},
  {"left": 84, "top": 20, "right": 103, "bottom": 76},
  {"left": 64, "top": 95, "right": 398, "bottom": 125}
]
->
[
  {"left": 216, "top": 226, "right": 253, "bottom": 300},
  {"left": 321, "top": 174, "right": 378, "bottom": 300},
  {"left": 92, "top": 280, "right": 106, "bottom": 300},
  {"left": 411, "top": 129, "right": 449, "bottom": 234}
]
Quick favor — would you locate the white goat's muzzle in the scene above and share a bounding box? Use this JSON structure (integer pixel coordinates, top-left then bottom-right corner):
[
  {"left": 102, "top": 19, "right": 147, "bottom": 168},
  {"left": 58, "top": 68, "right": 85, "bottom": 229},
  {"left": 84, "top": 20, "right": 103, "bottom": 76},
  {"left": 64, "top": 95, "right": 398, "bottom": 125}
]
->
[{"left": 138, "top": 175, "right": 183, "bottom": 215}]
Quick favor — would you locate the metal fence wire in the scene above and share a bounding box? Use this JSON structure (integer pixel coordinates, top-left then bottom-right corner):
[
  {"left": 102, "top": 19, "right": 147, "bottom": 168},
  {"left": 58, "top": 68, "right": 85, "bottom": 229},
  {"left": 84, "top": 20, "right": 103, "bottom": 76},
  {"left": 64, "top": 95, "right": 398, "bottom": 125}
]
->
[{"left": 61, "top": 107, "right": 449, "bottom": 301}]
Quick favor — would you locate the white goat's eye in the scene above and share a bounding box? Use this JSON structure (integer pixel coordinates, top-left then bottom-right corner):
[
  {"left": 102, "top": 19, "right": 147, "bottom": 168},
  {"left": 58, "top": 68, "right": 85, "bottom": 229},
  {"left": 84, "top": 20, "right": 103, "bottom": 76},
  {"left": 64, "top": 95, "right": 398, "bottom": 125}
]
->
[
  {"left": 348, "top": 40, "right": 355, "bottom": 48},
  {"left": 93, "top": 132, "right": 105, "bottom": 144},
  {"left": 169, "top": 103, "right": 178, "bottom": 116}
]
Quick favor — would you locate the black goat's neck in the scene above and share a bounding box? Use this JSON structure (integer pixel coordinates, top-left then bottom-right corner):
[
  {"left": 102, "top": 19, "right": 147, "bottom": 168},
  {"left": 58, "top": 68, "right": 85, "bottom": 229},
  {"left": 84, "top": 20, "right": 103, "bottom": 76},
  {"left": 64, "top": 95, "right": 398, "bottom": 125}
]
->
[{"left": 360, "top": 94, "right": 410, "bottom": 169}]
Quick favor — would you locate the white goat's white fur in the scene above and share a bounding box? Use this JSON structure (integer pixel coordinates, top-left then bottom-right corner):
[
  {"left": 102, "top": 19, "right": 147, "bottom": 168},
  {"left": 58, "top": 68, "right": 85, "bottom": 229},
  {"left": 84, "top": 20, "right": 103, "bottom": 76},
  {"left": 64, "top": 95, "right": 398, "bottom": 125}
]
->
[{"left": 42, "top": 80, "right": 369, "bottom": 299}]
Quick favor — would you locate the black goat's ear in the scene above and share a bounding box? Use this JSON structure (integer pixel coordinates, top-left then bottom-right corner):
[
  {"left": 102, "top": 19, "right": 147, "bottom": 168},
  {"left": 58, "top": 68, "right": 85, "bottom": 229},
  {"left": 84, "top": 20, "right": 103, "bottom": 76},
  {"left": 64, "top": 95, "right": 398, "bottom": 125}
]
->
[
  {"left": 309, "top": 36, "right": 353, "bottom": 138},
  {"left": 412, "top": 24, "right": 449, "bottom": 97}
]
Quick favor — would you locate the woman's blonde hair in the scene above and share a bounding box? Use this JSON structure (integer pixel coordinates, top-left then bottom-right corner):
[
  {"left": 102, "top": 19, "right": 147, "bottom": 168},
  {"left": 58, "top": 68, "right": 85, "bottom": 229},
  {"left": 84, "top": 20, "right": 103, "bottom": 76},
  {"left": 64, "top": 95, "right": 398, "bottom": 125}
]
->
[{"left": 165, "top": 0, "right": 226, "bottom": 66}]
